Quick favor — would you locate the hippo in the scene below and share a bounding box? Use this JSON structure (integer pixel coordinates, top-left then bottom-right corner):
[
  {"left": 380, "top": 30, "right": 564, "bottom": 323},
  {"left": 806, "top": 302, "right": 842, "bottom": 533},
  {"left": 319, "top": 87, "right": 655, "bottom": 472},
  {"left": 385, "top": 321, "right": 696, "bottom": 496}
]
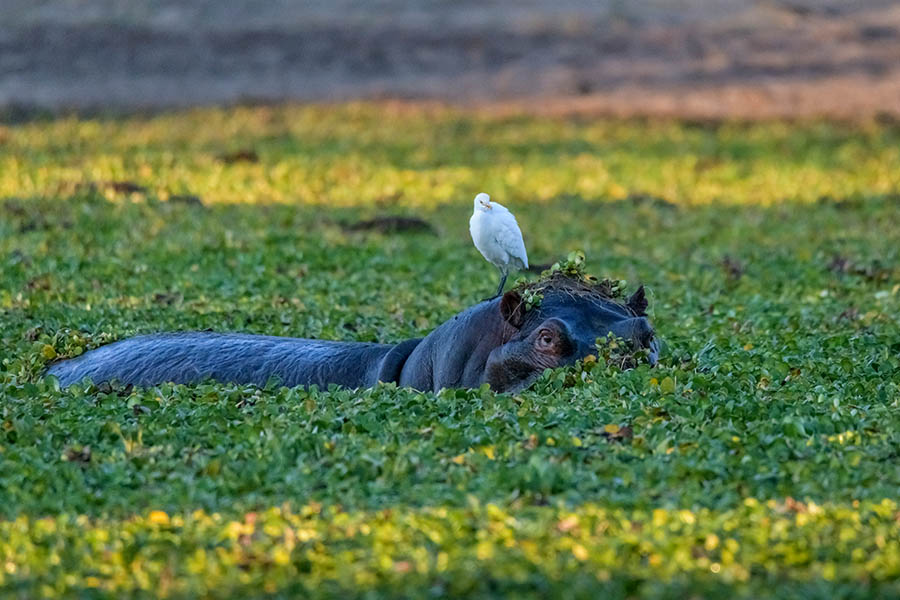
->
[{"left": 47, "top": 274, "right": 659, "bottom": 393}]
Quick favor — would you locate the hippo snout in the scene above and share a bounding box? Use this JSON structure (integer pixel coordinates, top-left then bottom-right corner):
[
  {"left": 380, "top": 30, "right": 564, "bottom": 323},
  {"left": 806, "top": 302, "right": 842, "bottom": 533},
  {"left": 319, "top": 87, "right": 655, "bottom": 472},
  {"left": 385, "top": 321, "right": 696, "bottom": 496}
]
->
[
  {"left": 631, "top": 317, "right": 655, "bottom": 348},
  {"left": 607, "top": 317, "right": 658, "bottom": 365}
]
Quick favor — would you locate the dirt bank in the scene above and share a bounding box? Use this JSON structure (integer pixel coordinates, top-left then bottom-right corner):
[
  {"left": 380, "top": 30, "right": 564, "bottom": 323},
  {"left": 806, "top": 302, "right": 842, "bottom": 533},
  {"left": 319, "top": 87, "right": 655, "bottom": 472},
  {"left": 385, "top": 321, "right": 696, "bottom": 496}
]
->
[{"left": 2, "top": 0, "right": 899, "bottom": 119}]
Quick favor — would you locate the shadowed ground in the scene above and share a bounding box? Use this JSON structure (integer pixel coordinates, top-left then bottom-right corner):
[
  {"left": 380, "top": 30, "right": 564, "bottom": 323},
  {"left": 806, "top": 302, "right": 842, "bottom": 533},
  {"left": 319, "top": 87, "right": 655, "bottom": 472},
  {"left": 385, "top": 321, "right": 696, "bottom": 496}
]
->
[{"left": 2, "top": 0, "right": 900, "bottom": 118}]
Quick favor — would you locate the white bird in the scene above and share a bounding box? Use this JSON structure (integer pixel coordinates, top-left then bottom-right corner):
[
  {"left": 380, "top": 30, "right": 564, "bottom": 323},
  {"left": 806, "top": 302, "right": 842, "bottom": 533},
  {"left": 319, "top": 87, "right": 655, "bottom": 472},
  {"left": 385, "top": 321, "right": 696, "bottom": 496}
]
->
[{"left": 469, "top": 192, "right": 529, "bottom": 299}]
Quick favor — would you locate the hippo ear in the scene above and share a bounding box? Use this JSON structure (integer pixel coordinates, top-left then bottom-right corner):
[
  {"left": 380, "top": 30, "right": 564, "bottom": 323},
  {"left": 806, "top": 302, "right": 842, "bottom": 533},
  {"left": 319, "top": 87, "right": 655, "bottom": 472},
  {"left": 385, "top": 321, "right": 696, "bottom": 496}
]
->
[
  {"left": 626, "top": 285, "right": 648, "bottom": 316},
  {"left": 499, "top": 290, "right": 526, "bottom": 329}
]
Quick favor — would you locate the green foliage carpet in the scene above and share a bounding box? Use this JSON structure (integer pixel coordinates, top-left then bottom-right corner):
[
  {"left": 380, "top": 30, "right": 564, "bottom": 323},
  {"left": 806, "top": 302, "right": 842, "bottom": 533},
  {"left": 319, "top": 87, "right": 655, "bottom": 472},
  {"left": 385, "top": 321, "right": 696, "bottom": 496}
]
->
[{"left": 1, "top": 105, "right": 899, "bottom": 598}]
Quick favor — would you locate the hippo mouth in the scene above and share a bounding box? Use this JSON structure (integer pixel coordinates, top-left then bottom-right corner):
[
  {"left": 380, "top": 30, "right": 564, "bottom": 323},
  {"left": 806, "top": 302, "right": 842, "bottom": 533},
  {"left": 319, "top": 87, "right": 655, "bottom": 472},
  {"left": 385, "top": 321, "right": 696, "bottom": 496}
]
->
[
  {"left": 505, "top": 370, "right": 547, "bottom": 394},
  {"left": 487, "top": 328, "right": 661, "bottom": 394},
  {"left": 505, "top": 340, "right": 659, "bottom": 393},
  {"left": 589, "top": 330, "right": 660, "bottom": 372}
]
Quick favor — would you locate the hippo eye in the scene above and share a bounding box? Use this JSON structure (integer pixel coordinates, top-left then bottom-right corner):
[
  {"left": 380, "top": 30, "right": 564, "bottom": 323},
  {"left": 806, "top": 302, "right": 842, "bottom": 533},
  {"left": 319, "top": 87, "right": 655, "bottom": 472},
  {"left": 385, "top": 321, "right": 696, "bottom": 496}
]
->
[{"left": 537, "top": 330, "right": 555, "bottom": 350}]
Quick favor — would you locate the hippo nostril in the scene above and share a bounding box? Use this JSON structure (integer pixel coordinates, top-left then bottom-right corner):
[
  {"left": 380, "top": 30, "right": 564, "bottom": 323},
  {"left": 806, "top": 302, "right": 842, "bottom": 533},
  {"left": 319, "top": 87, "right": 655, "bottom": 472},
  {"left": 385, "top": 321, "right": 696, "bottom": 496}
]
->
[
  {"left": 606, "top": 317, "right": 654, "bottom": 350},
  {"left": 628, "top": 317, "right": 652, "bottom": 347}
]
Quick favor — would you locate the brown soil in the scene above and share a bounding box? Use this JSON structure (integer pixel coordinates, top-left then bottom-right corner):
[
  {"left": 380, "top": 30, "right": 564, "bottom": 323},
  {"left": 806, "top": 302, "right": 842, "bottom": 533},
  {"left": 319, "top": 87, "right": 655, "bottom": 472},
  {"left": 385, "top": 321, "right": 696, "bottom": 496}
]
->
[{"left": 2, "top": 0, "right": 899, "bottom": 119}]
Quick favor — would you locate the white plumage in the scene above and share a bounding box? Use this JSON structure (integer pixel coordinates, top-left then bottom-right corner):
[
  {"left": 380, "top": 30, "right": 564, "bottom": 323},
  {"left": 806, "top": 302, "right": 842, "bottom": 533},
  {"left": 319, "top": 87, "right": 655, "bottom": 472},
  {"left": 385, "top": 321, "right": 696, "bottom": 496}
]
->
[{"left": 469, "top": 192, "right": 529, "bottom": 298}]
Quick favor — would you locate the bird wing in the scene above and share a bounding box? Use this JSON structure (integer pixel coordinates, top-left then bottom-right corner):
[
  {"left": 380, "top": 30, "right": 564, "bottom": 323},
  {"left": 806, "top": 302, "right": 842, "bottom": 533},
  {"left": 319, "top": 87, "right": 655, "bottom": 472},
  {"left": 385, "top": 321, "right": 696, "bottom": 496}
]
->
[{"left": 492, "top": 214, "right": 529, "bottom": 269}]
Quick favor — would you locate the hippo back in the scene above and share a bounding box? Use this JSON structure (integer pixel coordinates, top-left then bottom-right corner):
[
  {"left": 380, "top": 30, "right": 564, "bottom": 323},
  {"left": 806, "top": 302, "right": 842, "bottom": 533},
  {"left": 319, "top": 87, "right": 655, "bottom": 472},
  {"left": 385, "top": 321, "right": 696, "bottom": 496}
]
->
[{"left": 47, "top": 332, "right": 422, "bottom": 388}]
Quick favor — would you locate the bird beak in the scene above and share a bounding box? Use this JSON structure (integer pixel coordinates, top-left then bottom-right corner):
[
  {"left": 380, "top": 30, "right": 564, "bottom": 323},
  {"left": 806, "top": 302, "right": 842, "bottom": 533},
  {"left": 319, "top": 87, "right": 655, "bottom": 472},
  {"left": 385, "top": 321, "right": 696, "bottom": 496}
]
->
[{"left": 480, "top": 201, "right": 491, "bottom": 210}]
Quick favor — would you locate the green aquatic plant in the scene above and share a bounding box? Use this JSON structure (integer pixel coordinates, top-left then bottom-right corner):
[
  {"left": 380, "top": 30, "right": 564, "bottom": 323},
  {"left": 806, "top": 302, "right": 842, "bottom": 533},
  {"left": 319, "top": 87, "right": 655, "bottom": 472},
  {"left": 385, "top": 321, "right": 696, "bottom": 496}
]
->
[{"left": 1, "top": 104, "right": 899, "bottom": 598}]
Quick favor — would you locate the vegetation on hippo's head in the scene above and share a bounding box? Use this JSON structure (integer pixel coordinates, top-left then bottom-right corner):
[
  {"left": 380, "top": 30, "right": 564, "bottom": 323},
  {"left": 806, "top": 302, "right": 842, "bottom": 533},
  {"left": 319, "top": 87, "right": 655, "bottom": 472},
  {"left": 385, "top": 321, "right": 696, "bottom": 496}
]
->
[
  {"left": 545, "top": 249, "right": 591, "bottom": 280},
  {"left": 1, "top": 104, "right": 900, "bottom": 598},
  {"left": 513, "top": 250, "right": 630, "bottom": 311}
]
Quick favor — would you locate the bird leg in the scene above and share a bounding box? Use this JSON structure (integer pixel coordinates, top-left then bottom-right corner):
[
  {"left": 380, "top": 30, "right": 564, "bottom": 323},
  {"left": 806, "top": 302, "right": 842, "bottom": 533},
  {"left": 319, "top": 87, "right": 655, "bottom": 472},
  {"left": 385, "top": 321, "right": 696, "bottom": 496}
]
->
[
  {"left": 495, "top": 270, "right": 508, "bottom": 298},
  {"left": 481, "top": 268, "right": 509, "bottom": 302}
]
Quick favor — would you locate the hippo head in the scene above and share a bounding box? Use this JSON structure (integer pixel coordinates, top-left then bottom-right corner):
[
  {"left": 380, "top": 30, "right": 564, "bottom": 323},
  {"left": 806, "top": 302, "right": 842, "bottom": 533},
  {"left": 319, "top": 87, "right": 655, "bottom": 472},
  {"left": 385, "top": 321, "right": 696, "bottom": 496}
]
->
[{"left": 483, "top": 282, "right": 659, "bottom": 393}]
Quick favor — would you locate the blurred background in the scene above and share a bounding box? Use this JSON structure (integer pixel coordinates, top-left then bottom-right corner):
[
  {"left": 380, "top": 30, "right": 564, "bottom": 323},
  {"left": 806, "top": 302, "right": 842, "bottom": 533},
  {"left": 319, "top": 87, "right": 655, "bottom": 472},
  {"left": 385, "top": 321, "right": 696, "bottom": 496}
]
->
[{"left": 3, "top": 0, "right": 900, "bottom": 119}]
